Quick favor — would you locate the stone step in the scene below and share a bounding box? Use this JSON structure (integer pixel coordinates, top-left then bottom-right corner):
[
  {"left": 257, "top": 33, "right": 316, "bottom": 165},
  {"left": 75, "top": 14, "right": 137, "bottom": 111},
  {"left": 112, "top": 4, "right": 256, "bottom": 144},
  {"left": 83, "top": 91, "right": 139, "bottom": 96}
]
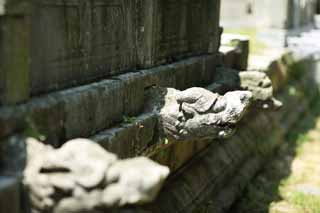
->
[{"left": 0, "top": 176, "right": 20, "bottom": 213}]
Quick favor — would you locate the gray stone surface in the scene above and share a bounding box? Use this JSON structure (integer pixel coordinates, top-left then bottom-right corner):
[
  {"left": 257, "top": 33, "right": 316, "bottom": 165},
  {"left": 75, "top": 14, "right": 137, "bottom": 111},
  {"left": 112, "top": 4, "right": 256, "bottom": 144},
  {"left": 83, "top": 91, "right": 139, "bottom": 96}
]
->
[
  {"left": 30, "top": 0, "right": 138, "bottom": 95},
  {"left": 0, "top": 55, "right": 218, "bottom": 144},
  {"left": 24, "top": 138, "right": 170, "bottom": 213},
  {"left": 92, "top": 113, "right": 158, "bottom": 158},
  {"left": 0, "top": 176, "right": 20, "bottom": 213},
  {"left": 0, "top": 0, "right": 221, "bottom": 97},
  {"left": 212, "top": 68, "right": 283, "bottom": 110},
  {"left": 220, "top": 34, "right": 250, "bottom": 70},
  {"left": 137, "top": 0, "right": 220, "bottom": 67},
  {"left": 152, "top": 87, "right": 252, "bottom": 141},
  {"left": 0, "top": 72, "right": 145, "bottom": 144}
]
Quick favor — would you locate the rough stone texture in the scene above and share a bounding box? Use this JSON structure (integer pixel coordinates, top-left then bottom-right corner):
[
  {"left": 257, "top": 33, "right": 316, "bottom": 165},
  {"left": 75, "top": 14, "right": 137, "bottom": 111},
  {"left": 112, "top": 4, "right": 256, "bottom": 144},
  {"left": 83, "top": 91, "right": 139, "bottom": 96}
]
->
[
  {"left": 212, "top": 68, "right": 283, "bottom": 110},
  {"left": 24, "top": 138, "right": 169, "bottom": 213},
  {"left": 125, "top": 66, "right": 317, "bottom": 213},
  {"left": 0, "top": 176, "right": 20, "bottom": 213},
  {"left": 239, "top": 71, "right": 283, "bottom": 109},
  {"left": 0, "top": 55, "right": 218, "bottom": 144},
  {"left": 0, "top": 72, "right": 145, "bottom": 145},
  {"left": 219, "top": 46, "right": 238, "bottom": 70},
  {"left": 150, "top": 87, "right": 252, "bottom": 141},
  {"left": 140, "top": 55, "right": 219, "bottom": 90},
  {"left": 220, "top": 34, "right": 250, "bottom": 70},
  {"left": 0, "top": 0, "right": 221, "bottom": 98},
  {"left": 30, "top": 0, "right": 138, "bottom": 95},
  {"left": 122, "top": 108, "right": 284, "bottom": 213},
  {"left": 92, "top": 113, "right": 158, "bottom": 158},
  {"left": 137, "top": 0, "right": 221, "bottom": 67}
]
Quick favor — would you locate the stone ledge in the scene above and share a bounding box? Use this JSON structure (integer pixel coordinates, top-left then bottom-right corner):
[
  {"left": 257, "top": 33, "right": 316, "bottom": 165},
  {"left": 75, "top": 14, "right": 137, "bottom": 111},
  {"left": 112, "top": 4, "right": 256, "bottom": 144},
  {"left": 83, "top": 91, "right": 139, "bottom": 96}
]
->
[
  {"left": 0, "top": 54, "right": 218, "bottom": 145},
  {"left": 91, "top": 113, "right": 158, "bottom": 159},
  {"left": 0, "top": 75, "right": 144, "bottom": 146}
]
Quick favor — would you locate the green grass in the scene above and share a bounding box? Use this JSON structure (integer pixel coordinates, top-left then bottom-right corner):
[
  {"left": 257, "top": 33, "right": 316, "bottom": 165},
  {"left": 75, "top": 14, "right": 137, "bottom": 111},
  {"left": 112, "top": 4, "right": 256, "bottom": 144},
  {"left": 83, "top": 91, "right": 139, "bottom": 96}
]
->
[
  {"left": 224, "top": 28, "right": 267, "bottom": 55},
  {"left": 289, "top": 192, "right": 320, "bottom": 213}
]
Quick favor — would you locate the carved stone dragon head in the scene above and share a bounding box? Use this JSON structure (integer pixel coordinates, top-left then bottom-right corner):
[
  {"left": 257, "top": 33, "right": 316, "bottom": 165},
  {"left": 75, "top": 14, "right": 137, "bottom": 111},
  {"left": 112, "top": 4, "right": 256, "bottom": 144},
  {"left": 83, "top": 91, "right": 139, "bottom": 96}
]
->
[{"left": 159, "top": 87, "right": 253, "bottom": 141}]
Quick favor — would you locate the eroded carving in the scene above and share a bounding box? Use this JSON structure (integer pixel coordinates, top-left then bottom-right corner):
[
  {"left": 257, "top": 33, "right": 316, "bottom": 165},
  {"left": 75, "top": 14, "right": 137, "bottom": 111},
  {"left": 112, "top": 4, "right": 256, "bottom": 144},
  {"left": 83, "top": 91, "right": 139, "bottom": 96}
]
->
[
  {"left": 239, "top": 71, "right": 283, "bottom": 110},
  {"left": 212, "top": 69, "right": 283, "bottom": 110},
  {"left": 24, "top": 138, "right": 170, "bottom": 213},
  {"left": 149, "top": 87, "right": 253, "bottom": 141}
]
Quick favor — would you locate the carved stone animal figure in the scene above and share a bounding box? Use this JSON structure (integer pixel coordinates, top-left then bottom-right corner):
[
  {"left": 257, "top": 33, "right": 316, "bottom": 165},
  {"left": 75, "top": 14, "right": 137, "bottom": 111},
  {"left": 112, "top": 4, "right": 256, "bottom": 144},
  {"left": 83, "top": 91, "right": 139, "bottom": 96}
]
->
[
  {"left": 212, "top": 68, "right": 283, "bottom": 110},
  {"left": 153, "top": 87, "right": 253, "bottom": 141},
  {"left": 24, "top": 138, "right": 170, "bottom": 213}
]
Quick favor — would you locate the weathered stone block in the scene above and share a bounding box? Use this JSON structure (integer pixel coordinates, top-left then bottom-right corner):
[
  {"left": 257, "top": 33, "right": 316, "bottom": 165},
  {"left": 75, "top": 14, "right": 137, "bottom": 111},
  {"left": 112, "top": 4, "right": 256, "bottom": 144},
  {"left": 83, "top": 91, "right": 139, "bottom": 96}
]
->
[
  {"left": 141, "top": 55, "right": 218, "bottom": 90},
  {"left": 220, "top": 34, "right": 249, "bottom": 70},
  {"left": 62, "top": 80, "right": 123, "bottom": 139},
  {"left": 0, "top": 0, "right": 138, "bottom": 96},
  {"left": 27, "top": 96, "right": 65, "bottom": 147},
  {"left": 30, "top": 0, "right": 138, "bottom": 95},
  {"left": 92, "top": 113, "right": 157, "bottom": 158},
  {"left": 0, "top": 176, "right": 20, "bottom": 213},
  {"left": 0, "top": 0, "right": 221, "bottom": 98},
  {"left": 219, "top": 46, "right": 237, "bottom": 69},
  {"left": 116, "top": 72, "right": 145, "bottom": 116},
  {"left": 137, "top": 0, "right": 220, "bottom": 67},
  {"left": 0, "top": 55, "right": 218, "bottom": 144}
]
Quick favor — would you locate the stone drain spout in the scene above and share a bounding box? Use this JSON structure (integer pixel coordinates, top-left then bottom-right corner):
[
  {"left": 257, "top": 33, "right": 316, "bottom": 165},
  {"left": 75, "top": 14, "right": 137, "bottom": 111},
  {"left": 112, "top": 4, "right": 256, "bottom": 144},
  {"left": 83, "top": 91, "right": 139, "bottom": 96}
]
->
[{"left": 148, "top": 87, "right": 253, "bottom": 141}]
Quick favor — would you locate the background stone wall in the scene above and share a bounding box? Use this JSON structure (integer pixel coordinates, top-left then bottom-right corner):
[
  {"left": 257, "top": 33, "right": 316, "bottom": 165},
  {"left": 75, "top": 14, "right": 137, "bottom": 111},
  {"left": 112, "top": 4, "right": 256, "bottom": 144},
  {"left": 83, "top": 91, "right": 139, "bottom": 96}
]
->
[{"left": 221, "top": 0, "right": 316, "bottom": 29}]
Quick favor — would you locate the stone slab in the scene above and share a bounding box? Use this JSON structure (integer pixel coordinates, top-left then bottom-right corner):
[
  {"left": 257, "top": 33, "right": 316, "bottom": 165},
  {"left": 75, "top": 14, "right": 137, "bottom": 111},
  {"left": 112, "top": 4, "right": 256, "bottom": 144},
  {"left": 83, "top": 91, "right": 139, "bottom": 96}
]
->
[{"left": 91, "top": 113, "right": 158, "bottom": 159}]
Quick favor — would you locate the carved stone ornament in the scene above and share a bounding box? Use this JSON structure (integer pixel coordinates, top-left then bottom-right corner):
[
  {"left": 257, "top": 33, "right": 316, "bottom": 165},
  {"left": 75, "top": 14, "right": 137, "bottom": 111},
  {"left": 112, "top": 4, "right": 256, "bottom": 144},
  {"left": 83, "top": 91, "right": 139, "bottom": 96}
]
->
[
  {"left": 239, "top": 71, "right": 283, "bottom": 110},
  {"left": 149, "top": 87, "right": 253, "bottom": 141},
  {"left": 23, "top": 138, "right": 170, "bottom": 213},
  {"left": 212, "top": 68, "right": 283, "bottom": 110}
]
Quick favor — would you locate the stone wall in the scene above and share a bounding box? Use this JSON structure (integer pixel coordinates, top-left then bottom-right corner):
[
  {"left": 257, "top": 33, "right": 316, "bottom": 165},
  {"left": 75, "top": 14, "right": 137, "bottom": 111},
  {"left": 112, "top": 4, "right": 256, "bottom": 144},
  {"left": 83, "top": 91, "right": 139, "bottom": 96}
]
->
[
  {"left": 0, "top": 1, "right": 223, "bottom": 212},
  {"left": 1, "top": 0, "right": 319, "bottom": 212},
  {"left": 0, "top": 0, "right": 221, "bottom": 103},
  {"left": 1, "top": 41, "right": 319, "bottom": 212}
]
